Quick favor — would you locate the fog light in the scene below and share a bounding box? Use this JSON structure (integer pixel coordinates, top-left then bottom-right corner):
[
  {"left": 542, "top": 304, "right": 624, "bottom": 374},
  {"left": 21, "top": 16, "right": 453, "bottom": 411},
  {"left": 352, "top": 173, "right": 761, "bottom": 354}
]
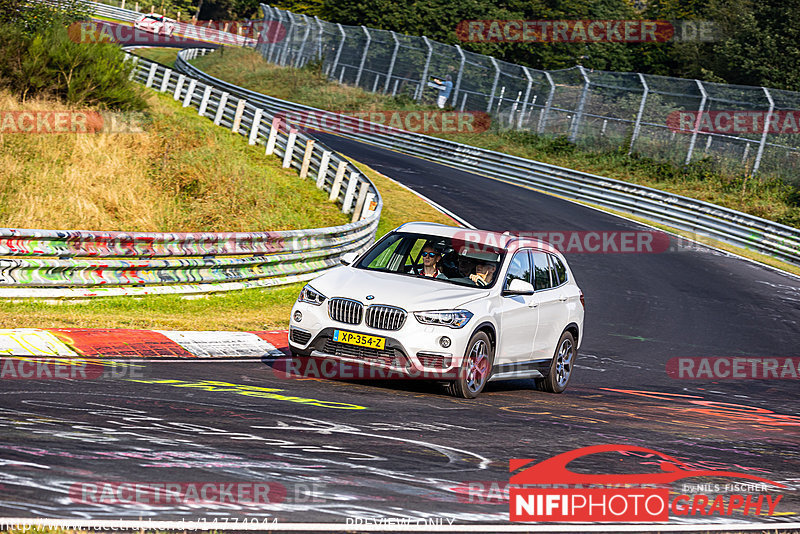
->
[
  {"left": 439, "top": 336, "right": 451, "bottom": 348},
  {"left": 293, "top": 311, "right": 302, "bottom": 322}
]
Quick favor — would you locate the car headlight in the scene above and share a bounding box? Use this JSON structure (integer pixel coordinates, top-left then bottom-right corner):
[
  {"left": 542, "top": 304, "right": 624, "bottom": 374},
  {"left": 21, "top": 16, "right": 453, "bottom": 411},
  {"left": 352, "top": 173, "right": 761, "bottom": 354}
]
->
[
  {"left": 298, "top": 284, "right": 326, "bottom": 306},
  {"left": 413, "top": 310, "right": 473, "bottom": 329}
]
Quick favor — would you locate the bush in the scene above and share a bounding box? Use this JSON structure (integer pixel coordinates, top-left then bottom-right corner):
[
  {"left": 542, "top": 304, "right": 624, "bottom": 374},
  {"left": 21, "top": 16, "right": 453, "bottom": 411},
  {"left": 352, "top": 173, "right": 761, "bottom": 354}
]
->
[{"left": 0, "top": 23, "right": 147, "bottom": 110}]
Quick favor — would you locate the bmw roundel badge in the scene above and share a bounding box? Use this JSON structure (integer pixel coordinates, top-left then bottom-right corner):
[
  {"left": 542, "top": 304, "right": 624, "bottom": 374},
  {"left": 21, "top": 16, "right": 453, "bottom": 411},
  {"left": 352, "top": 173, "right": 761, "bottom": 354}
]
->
[{"left": 366, "top": 295, "right": 375, "bottom": 300}]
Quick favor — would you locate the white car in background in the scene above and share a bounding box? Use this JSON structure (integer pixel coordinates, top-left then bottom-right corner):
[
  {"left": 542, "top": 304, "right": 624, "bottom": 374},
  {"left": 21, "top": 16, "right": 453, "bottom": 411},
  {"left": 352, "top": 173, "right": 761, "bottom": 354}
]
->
[
  {"left": 133, "top": 13, "right": 176, "bottom": 37},
  {"left": 288, "top": 222, "right": 585, "bottom": 398}
]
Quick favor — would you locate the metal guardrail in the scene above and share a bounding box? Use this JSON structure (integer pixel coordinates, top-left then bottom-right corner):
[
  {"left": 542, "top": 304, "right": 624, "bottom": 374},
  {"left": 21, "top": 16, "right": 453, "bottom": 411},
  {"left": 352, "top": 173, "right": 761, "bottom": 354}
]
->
[
  {"left": 175, "top": 47, "right": 800, "bottom": 267},
  {"left": 0, "top": 50, "right": 382, "bottom": 298}
]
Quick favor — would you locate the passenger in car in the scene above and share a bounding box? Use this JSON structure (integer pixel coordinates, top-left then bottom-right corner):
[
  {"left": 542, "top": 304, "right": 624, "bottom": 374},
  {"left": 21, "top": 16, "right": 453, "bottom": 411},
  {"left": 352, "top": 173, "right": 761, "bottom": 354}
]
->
[
  {"left": 469, "top": 261, "right": 496, "bottom": 286},
  {"left": 457, "top": 255, "right": 476, "bottom": 277}
]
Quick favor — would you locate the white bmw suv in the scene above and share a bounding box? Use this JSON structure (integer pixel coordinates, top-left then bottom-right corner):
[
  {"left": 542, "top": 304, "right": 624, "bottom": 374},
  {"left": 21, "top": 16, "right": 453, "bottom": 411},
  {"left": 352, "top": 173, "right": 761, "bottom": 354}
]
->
[{"left": 288, "top": 222, "right": 585, "bottom": 398}]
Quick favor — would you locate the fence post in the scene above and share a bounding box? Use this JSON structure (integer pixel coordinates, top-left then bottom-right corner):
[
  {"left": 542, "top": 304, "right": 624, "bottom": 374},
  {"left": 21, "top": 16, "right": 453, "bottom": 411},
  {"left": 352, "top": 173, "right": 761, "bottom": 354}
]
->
[
  {"left": 127, "top": 56, "right": 139, "bottom": 81},
  {"left": 568, "top": 66, "right": 590, "bottom": 142},
  {"left": 314, "top": 16, "right": 324, "bottom": 60},
  {"left": 417, "top": 36, "right": 434, "bottom": 101},
  {"left": 342, "top": 172, "right": 359, "bottom": 213},
  {"left": 295, "top": 14, "right": 311, "bottom": 68},
  {"left": 300, "top": 139, "right": 315, "bottom": 178},
  {"left": 213, "top": 92, "right": 229, "bottom": 125},
  {"left": 262, "top": 6, "right": 278, "bottom": 61},
  {"left": 248, "top": 108, "right": 263, "bottom": 144},
  {"left": 329, "top": 160, "right": 348, "bottom": 201},
  {"left": 538, "top": 71, "right": 555, "bottom": 134},
  {"left": 145, "top": 63, "right": 157, "bottom": 88},
  {"left": 486, "top": 58, "right": 501, "bottom": 113},
  {"left": 384, "top": 31, "right": 400, "bottom": 93},
  {"left": 330, "top": 23, "right": 347, "bottom": 80},
  {"left": 182, "top": 79, "right": 196, "bottom": 107},
  {"left": 355, "top": 26, "right": 371, "bottom": 87},
  {"left": 684, "top": 79, "right": 707, "bottom": 165},
  {"left": 280, "top": 11, "right": 295, "bottom": 66},
  {"left": 159, "top": 68, "right": 172, "bottom": 92},
  {"left": 752, "top": 86, "right": 774, "bottom": 176},
  {"left": 198, "top": 86, "right": 212, "bottom": 116},
  {"left": 282, "top": 128, "right": 298, "bottom": 168},
  {"left": 352, "top": 182, "right": 369, "bottom": 223},
  {"left": 172, "top": 74, "right": 185, "bottom": 101},
  {"left": 518, "top": 67, "right": 534, "bottom": 129},
  {"left": 317, "top": 150, "right": 332, "bottom": 188},
  {"left": 265, "top": 116, "right": 281, "bottom": 155},
  {"left": 628, "top": 73, "right": 649, "bottom": 155},
  {"left": 452, "top": 44, "right": 466, "bottom": 107}
]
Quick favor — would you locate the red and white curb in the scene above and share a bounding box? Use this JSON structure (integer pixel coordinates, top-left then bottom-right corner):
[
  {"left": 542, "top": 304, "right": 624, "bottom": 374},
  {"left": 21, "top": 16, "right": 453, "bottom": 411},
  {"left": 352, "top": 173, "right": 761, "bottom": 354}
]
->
[{"left": 0, "top": 328, "right": 289, "bottom": 358}]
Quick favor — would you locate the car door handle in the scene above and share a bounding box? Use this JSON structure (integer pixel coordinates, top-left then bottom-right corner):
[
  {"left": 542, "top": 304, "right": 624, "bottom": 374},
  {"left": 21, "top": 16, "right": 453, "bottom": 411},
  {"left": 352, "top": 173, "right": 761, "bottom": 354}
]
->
[
  {"left": 528, "top": 302, "right": 538, "bottom": 308},
  {"left": 558, "top": 296, "right": 568, "bottom": 302}
]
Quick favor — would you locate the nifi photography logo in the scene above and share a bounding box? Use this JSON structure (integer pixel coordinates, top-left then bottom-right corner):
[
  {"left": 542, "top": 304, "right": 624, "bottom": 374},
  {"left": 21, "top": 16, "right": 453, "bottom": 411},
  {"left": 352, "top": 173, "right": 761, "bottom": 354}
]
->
[{"left": 509, "top": 444, "right": 786, "bottom": 522}]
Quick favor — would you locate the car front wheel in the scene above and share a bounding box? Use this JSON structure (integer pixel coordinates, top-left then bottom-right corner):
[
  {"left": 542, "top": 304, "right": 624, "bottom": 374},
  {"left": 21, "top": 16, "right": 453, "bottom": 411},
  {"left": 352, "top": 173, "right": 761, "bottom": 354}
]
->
[
  {"left": 536, "top": 330, "right": 576, "bottom": 393},
  {"left": 447, "top": 331, "right": 493, "bottom": 399}
]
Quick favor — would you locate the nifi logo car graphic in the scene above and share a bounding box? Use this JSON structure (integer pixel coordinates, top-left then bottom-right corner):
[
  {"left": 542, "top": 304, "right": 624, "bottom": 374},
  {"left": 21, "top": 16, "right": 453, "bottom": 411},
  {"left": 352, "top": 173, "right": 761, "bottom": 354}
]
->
[{"left": 509, "top": 444, "right": 786, "bottom": 522}]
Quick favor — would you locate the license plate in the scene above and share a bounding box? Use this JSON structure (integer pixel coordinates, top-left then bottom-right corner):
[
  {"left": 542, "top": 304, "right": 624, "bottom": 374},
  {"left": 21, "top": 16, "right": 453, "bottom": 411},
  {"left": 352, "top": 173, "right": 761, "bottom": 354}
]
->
[{"left": 333, "top": 330, "right": 386, "bottom": 350}]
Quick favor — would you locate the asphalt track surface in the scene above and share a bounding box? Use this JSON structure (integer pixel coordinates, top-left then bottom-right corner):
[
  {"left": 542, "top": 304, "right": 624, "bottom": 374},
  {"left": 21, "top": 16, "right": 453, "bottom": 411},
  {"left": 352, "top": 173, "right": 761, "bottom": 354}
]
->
[{"left": 2, "top": 50, "right": 800, "bottom": 528}]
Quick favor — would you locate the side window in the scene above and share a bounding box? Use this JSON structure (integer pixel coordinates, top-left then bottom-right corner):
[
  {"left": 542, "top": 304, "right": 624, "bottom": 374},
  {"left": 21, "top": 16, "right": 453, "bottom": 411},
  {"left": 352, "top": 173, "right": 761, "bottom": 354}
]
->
[
  {"left": 531, "top": 251, "right": 553, "bottom": 290},
  {"left": 550, "top": 254, "right": 567, "bottom": 285},
  {"left": 504, "top": 250, "right": 531, "bottom": 288}
]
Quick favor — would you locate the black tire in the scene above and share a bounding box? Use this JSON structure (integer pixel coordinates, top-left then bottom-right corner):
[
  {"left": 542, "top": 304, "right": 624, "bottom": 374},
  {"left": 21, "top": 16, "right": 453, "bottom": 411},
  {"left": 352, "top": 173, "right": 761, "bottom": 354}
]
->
[
  {"left": 536, "top": 330, "right": 576, "bottom": 393},
  {"left": 446, "top": 331, "right": 493, "bottom": 399}
]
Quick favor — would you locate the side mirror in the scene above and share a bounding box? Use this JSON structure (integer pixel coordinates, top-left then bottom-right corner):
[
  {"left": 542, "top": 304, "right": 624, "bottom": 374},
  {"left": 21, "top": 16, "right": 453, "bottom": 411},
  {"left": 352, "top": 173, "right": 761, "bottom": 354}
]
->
[
  {"left": 340, "top": 252, "right": 358, "bottom": 266},
  {"left": 503, "top": 279, "right": 534, "bottom": 296}
]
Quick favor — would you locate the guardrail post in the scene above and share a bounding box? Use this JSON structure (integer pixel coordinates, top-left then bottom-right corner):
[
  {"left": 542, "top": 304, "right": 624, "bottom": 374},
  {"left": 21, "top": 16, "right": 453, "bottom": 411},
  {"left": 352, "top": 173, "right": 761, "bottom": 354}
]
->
[
  {"left": 538, "top": 71, "right": 555, "bottom": 134},
  {"left": 752, "top": 86, "right": 774, "bottom": 176},
  {"left": 316, "top": 150, "right": 332, "bottom": 188},
  {"left": 198, "top": 86, "right": 212, "bottom": 116},
  {"left": 145, "top": 63, "right": 157, "bottom": 88},
  {"left": 182, "top": 79, "right": 197, "bottom": 107},
  {"left": 300, "top": 139, "right": 315, "bottom": 177},
  {"left": 352, "top": 181, "right": 369, "bottom": 223},
  {"left": 330, "top": 23, "right": 347, "bottom": 79},
  {"left": 280, "top": 11, "right": 295, "bottom": 66},
  {"left": 486, "top": 58, "right": 501, "bottom": 113},
  {"left": 173, "top": 74, "right": 186, "bottom": 101},
  {"left": 295, "top": 14, "right": 311, "bottom": 67},
  {"left": 159, "top": 69, "right": 172, "bottom": 92},
  {"left": 518, "top": 67, "right": 534, "bottom": 129},
  {"left": 265, "top": 116, "right": 281, "bottom": 155},
  {"left": 231, "top": 98, "right": 246, "bottom": 134},
  {"left": 628, "top": 73, "right": 649, "bottom": 155},
  {"left": 452, "top": 45, "right": 466, "bottom": 107},
  {"left": 355, "top": 26, "right": 371, "bottom": 87},
  {"left": 416, "top": 36, "right": 434, "bottom": 101},
  {"left": 329, "top": 160, "right": 347, "bottom": 200},
  {"left": 213, "top": 91, "right": 229, "bottom": 125},
  {"left": 684, "top": 79, "right": 708, "bottom": 165},
  {"left": 248, "top": 108, "right": 263, "bottom": 144},
  {"left": 127, "top": 56, "right": 139, "bottom": 81},
  {"left": 569, "top": 66, "right": 590, "bottom": 142},
  {"left": 342, "top": 172, "right": 359, "bottom": 213},
  {"left": 361, "top": 191, "right": 376, "bottom": 220},
  {"left": 282, "top": 128, "right": 298, "bottom": 168},
  {"left": 384, "top": 31, "right": 400, "bottom": 93}
]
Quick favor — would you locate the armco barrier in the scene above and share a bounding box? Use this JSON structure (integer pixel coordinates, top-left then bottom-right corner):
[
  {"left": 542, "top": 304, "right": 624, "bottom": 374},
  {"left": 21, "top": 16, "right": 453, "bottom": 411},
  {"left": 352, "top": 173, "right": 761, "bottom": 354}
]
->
[
  {"left": 175, "top": 46, "right": 800, "bottom": 268},
  {"left": 0, "top": 51, "right": 382, "bottom": 298}
]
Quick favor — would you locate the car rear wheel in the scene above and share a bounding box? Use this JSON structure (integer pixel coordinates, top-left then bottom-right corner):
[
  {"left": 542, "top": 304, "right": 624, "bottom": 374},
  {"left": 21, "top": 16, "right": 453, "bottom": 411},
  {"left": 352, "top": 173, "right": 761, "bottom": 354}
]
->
[
  {"left": 446, "top": 331, "right": 493, "bottom": 399},
  {"left": 536, "top": 330, "right": 576, "bottom": 393}
]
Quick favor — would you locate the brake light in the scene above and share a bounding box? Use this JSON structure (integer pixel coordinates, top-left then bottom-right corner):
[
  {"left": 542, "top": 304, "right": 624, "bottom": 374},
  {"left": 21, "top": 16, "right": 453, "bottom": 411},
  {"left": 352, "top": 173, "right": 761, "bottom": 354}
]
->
[{"left": 579, "top": 290, "right": 585, "bottom": 308}]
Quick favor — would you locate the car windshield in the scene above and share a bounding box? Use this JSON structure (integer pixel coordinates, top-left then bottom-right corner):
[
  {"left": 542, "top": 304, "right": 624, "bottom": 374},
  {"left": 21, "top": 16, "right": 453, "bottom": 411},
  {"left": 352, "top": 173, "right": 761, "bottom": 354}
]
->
[{"left": 355, "top": 231, "right": 505, "bottom": 288}]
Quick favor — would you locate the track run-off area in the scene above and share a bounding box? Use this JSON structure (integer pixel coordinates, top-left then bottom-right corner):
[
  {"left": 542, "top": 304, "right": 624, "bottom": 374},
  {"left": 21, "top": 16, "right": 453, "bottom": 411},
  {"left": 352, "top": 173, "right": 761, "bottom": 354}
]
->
[{"left": 1, "top": 30, "right": 800, "bottom": 533}]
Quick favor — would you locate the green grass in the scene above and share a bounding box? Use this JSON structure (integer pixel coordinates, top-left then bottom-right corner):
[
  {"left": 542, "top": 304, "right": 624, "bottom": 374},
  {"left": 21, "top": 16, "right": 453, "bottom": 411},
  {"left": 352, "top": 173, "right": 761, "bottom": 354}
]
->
[
  {"left": 188, "top": 47, "right": 800, "bottom": 230},
  {"left": 133, "top": 46, "right": 178, "bottom": 68}
]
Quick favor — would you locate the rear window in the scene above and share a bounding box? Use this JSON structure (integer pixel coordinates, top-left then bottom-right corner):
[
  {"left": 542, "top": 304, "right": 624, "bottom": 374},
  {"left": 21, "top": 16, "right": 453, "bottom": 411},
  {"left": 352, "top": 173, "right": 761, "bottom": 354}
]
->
[
  {"left": 551, "top": 254, "right": 567, "bottom": 285},
  {"left": 531, "top": 252, "right": 552, "bottom": 290}
]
